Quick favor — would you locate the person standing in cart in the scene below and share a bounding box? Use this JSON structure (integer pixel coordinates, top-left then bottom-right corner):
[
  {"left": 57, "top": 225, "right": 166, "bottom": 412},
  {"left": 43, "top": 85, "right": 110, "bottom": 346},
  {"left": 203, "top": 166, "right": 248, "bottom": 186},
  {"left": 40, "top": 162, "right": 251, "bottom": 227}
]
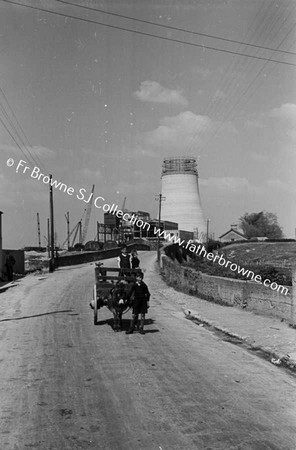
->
[
  {"left": 117, "top": 245, "right": 131, "bottom": 277},
  {"left": 126, "top": 271, "right": 150, "bottom": 335},
  {"left": 130, "top": 249, "right": 140, "bottom": 270}
]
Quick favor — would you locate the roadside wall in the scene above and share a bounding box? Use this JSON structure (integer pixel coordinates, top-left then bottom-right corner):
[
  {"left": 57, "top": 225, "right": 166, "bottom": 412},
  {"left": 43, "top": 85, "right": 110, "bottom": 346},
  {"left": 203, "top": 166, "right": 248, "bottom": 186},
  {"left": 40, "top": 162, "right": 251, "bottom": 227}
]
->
[
  {"left": 160, "top": 255, "right": 294, "bottom": 324},
  {"left": 55, "top": 243, "right": 150, "bottom": 268}
]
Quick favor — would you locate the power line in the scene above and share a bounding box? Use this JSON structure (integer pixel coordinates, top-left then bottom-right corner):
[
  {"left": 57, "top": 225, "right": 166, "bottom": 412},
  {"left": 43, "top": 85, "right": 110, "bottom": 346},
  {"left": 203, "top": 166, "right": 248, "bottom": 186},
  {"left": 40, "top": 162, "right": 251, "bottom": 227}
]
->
[
  {"left": 0, "top": 115, "right": 31, "bottom": 158},
  {"left": 185, "top": 0, "right": 295, "bottom": 155},
  {"left": 195, "top": 22, "right": 296, "bottom": 157},
  {"left": 53, "top": 0, "right": 296, "bottom": 57},
  {"left": 184, "top": 0, "right": 275, "bottom": 154},
  {"left": 0, "top": 87, "right": 48, "bottom": 172},
  {"left": 207, "top": 0, "right": 291, "bottom": 122},
  {"left": 2, "top": 0, "right": 296, "bottom": 68}
]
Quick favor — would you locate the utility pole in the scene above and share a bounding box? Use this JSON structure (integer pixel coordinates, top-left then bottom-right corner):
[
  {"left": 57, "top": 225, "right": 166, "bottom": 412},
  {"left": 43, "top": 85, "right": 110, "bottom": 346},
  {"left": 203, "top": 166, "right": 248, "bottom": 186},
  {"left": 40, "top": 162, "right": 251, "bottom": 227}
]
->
[
  {"left": 49, "top": 174, "right": 55, "bottom": 272},
  {"left": 97, "top": 221, "right": 100, "bottom": 243},
  {"left": 47, "top": 218, "right": 50, "bottom": 258},
  {"left": 37, "top": 213, "right": 41, "bottom": 248},
  {"left": 155, "top": 193, "right": 165, "bottom": 263},
  {"left": 65, "top": 212, "right": 70, "bottom": 250}
]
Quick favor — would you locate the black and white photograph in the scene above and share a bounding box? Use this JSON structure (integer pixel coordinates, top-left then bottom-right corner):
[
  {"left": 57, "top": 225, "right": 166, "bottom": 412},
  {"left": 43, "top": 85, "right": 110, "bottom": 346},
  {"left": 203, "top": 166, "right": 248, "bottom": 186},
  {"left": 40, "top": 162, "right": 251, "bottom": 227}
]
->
[{"left": 0, "top": 0, "right": 296, "bottom": 448}]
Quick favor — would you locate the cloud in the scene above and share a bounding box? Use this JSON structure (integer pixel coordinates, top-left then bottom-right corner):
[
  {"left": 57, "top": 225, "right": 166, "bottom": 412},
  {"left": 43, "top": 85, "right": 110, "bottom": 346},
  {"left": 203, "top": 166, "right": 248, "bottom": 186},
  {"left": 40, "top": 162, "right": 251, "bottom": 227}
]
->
[
  {"left": 242, "top": 104, "right": 296, "bottom": 153},
  {"left": 31, "top": 145, "right": 56, "bottom": 158},
  {"left": 142, "top": 111, "right": 212, "bottom": 151},
  {"left": 212, "top": 89, "right": 226, "bottom": 101},
  {"left": 267, "top": 103, "right": 296, "bottom": 146},
  {"left": 0, "top": 169, "right": 49, "bottom": 209},
  {"left": 269, "top": 103, "right": 296, "bottom": 124},
  {"left": 0, "top": 143, "right": 55, "bottom": 159},
  {"left": 243, "top": 119, "right": 265, "bottom": 130},
  {"left": 249, "top": 152, "right": 268, "bottom": 162},
  {"left": 133, "top": 81, "right": 188, "bottom": 106},
  {"left": 191, "top": 67, "right": 214, "bottom": 78},
  {"left": 264, "top": 179, "right": 296, "bottom": 195},
  {"left": 76, "top": 167, "right": 102, "bottom": 180}
]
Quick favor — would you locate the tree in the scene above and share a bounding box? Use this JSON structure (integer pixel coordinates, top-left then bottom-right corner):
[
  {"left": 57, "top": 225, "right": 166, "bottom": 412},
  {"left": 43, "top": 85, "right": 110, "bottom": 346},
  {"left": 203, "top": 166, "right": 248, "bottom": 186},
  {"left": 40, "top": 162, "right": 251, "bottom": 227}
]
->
[{"left": 239, "top": 211, "right": 283, "bottom": 239}]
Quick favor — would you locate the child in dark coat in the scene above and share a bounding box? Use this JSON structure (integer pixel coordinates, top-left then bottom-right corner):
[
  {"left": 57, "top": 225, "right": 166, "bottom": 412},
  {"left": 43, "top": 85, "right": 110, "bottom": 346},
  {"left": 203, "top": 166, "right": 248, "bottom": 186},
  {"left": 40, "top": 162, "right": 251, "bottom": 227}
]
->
[
  {"left": 130, "top": 249, "right": 140, "bottom": 269},
  {"left": 126, "top": 272, "right": 150, "bottom": 335}
]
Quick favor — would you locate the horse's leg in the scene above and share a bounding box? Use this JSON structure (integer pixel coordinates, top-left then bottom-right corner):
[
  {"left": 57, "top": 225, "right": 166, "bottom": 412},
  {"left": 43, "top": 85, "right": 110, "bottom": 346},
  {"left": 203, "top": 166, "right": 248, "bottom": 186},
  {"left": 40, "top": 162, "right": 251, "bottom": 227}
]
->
[
  {"left": 109, "top": 307, "right": 117, "bottom": 331},
  {"left": 113, "top": 311, "right": 119, "bottom": 331},
  {"left": 118, "top": 312, "right": 123, "bottom": 331}
]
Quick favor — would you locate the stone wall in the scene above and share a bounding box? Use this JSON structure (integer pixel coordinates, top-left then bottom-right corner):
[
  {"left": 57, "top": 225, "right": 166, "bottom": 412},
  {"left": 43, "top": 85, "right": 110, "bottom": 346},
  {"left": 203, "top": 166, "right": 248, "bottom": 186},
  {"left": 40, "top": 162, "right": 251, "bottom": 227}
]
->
[
  {"left": 55, "top": 243, "right": 150, "bottom": 268},
  {"left": 160, "top": 255, "right": 295, "bottom": 324}
]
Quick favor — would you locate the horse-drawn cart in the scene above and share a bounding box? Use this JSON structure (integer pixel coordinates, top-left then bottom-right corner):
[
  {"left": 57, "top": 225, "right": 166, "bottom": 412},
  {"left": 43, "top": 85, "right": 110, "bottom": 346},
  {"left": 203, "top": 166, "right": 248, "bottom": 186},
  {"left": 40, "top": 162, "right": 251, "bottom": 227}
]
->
[{"left": 92, "top": 263, "right": 141, "bottom": 329}]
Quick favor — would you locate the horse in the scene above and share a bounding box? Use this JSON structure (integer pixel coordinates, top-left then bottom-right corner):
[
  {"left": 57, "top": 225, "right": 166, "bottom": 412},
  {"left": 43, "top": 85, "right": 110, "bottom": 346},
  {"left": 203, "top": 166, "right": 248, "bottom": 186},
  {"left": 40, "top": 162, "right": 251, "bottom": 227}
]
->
[
  {"left": 90, "top": 264, "right": 134, "bottom": 330},
  {"left": 105, "top": 281, "right": 130, "bottom": 331}
]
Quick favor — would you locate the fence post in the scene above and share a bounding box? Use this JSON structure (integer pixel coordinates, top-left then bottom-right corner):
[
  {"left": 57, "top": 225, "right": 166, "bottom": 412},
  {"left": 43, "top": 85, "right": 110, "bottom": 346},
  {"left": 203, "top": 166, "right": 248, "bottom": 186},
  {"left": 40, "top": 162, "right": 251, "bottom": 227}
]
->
[{"left": 291, "top": 266, "right": 296, "bottom": 326}]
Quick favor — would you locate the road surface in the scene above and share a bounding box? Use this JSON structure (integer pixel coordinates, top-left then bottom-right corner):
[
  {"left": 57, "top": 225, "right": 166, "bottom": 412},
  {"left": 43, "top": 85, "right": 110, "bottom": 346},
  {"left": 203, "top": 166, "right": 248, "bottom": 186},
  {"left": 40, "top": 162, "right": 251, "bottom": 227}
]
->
[{"left": 0, "top": 251, "right": 295, "bottom": 449}]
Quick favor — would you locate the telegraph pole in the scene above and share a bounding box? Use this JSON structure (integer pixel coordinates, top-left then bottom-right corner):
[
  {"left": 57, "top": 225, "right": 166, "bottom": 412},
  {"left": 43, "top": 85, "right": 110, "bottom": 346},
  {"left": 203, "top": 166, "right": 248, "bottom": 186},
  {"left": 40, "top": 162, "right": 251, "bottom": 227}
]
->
[
  {"left": 37, "top": 213, "right": 41, "bottom": 248},
  {"left": 47, "top": 218, "right": 50, "bottom": 258},
  {"left": 49, "top": 174, "right": 55, "bottom": 272}
]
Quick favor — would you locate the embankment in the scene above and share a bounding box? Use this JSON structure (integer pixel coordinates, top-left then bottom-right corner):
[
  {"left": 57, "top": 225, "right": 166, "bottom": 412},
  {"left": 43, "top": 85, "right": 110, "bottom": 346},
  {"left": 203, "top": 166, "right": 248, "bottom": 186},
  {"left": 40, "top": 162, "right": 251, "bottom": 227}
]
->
[{"left": 160, "top": 255, "right": 296, "bottom": 325}]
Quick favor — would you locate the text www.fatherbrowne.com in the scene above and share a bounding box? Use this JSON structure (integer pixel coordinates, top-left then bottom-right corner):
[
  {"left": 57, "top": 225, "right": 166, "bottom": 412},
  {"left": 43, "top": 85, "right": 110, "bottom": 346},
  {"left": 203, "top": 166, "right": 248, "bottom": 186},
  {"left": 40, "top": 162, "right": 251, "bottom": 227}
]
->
[{"left": 153, "top": 228, "right": 289, "bottom": 296}]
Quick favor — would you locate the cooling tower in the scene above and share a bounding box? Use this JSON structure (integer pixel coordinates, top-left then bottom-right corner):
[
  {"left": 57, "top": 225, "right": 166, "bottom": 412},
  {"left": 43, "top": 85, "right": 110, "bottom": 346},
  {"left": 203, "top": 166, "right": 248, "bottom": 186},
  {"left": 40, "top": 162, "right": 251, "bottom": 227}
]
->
[{"left": 161, "top": 156, "right": 206, "bottom": 239}]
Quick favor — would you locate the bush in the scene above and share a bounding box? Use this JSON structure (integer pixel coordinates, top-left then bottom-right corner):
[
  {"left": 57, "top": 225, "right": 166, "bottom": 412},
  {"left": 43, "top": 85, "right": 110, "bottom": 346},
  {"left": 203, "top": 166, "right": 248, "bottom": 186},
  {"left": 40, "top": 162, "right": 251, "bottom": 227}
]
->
[
  {"left": 265, "top": 238, "right": 296, "bottom": 242},
  {"left": 206, "top": 239, "right": 223, "bottom": 252},
  {"left": 185, "top": 256, "right": 291, "bottom": 286}
]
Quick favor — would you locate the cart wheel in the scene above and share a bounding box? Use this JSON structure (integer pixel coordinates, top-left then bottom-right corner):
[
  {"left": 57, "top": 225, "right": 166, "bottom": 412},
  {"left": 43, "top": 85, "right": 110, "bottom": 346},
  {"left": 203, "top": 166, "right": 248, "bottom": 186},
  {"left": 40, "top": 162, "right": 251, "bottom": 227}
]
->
[{"left": 93, "top": 284, "right": 98, "bottom": 325}]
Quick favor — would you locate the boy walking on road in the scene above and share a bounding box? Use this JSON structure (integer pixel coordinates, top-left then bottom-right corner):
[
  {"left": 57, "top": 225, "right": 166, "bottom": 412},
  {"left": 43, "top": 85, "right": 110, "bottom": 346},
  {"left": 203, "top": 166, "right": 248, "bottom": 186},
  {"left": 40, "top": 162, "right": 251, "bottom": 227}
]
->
[{"left": 126, "top": 272, "right": 150, "bottom": 335}]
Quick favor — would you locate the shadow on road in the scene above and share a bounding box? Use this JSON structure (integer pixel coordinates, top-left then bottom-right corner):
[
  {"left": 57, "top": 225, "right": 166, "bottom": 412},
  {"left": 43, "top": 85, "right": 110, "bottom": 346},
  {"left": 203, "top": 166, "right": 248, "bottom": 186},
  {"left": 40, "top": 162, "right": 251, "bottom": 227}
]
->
[
  {"left": 93, "top": 319, "right": 108, "bottom": 326},
  {"left": 99, "top": 317, "right": 159, "bottom": 333},
  {"left": 0, "top": 309, "right": 74, "bottom": 322}
]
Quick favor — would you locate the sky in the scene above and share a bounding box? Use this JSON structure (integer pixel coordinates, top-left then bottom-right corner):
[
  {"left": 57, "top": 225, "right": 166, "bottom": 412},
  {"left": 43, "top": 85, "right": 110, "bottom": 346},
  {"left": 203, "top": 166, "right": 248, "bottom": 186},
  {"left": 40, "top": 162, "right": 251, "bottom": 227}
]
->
[{"left": 0, "top": 0, "right": 296, "bottom": 248}]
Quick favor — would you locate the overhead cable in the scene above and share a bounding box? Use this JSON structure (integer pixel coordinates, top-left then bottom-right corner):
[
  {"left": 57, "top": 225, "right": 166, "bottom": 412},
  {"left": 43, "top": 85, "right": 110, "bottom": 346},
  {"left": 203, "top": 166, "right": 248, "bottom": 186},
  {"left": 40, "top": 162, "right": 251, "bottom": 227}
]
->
[
  {"left": 2, "top": 0, "right": 296, "bottom": 68},
  {"left": 53, "top": 0, "right": 296, "bottom": 57},
  {"left": 0, "top": 87, "right": 48, "bottom": 173}
]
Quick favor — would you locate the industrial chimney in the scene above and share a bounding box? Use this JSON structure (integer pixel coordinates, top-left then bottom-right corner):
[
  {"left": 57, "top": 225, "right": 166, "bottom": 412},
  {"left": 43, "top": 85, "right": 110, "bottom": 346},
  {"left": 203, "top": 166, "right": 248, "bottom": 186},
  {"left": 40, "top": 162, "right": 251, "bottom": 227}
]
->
[{"left": 161, "top": 157, "right": 206, "bottom": 240}]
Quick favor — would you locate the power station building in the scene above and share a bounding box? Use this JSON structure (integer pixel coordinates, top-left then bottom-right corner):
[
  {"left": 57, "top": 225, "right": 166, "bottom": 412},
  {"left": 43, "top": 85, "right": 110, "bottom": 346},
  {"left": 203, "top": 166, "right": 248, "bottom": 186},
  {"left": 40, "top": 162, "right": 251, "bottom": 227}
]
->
[{"left": 161, "top": 156, "right": 206, "bottom": 240}]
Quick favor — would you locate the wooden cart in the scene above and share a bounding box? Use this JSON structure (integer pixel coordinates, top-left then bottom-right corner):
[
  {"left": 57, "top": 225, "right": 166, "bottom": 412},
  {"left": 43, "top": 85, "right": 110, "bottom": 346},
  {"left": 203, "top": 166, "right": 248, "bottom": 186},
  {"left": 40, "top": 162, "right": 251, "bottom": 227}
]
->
[{"left": 93, "top": 263, "right": 141, "bottom": 325}]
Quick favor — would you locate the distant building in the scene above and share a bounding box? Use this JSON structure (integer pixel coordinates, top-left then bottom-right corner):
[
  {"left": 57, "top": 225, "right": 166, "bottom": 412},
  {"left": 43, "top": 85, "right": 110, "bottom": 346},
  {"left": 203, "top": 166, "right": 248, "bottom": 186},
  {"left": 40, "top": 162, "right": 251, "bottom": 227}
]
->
[
  {"left": 138, "top": 219, "right": 178, "bottom": 239},
  {"left": 219, "top": 227, "right": 247, "bottom": 243}
]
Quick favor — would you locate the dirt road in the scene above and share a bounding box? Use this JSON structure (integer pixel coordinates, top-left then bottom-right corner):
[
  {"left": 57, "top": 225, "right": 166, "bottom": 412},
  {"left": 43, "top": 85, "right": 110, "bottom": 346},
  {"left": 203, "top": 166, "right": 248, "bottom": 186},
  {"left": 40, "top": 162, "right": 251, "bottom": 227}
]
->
[{"left": 0, "top": 251, "right": 295, "bottom": 449}]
